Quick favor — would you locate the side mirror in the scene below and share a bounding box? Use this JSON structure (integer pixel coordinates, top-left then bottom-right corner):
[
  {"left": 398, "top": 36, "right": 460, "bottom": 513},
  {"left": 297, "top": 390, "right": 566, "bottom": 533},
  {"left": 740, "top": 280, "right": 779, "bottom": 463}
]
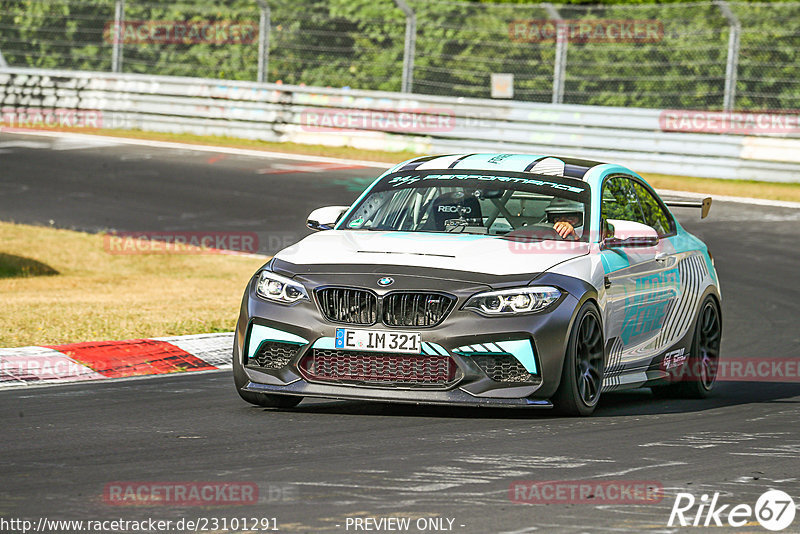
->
[
  {"left": 602, "top": 219, "right": 659, "bottom": 248},
  {"left": 307, "top": 206, "right": 349, "bottom": 231}
]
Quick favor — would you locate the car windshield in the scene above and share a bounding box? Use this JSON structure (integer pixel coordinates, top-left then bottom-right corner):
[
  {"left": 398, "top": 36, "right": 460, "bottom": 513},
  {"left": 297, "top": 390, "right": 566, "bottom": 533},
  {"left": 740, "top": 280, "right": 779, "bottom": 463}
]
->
[{"left": 339, "top": 170, "right": 591, "bottom": 241}]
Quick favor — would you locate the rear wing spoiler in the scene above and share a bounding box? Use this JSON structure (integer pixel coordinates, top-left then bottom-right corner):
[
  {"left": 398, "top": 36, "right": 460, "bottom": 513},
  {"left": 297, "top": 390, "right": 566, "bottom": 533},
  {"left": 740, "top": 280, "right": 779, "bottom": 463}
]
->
[{"left": 663, "top": 196, "right": 712, "bottom": 219}]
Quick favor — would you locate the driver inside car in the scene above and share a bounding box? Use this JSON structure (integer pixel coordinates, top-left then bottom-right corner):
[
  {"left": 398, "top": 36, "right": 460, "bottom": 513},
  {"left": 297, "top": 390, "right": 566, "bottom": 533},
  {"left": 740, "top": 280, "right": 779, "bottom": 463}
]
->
[{"left": 543, "top": 198, "right": 585, "bottom": 240}]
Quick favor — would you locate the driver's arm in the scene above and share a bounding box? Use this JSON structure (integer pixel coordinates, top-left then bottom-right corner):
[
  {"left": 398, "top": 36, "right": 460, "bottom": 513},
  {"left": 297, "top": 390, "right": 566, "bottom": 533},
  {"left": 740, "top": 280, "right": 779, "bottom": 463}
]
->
[{"left": 553, "top": 221, "right": 576, "bottom": 239}]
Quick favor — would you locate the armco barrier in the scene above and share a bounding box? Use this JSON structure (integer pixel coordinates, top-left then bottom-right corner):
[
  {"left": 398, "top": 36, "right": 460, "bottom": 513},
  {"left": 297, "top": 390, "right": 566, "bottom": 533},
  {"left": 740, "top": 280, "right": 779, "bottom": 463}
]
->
[{"left": 1, "top": 68, "right": 799, "bottom": 182}]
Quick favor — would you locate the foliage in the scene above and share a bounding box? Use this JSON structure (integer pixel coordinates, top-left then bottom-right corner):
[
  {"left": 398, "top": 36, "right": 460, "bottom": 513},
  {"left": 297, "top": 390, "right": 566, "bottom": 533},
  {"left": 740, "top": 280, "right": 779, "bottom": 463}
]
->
[{"left": 0, "top": 0, "right": 798, "bottom": 109}]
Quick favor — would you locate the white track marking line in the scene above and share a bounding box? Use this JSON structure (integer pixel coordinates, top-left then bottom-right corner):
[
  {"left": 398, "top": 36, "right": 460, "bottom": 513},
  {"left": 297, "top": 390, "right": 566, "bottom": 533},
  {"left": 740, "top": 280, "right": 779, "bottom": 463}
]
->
[
  {"left": 0, "top": 140, "right": 51, "bottom": 149},
  {"left": 1, "top": 129, "right": 390, "bottom": 168}
]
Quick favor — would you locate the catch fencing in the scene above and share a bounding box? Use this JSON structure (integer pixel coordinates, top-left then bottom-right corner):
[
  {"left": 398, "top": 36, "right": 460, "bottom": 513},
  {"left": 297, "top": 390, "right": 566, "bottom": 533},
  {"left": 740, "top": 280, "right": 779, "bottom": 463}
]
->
[{"left": 0, "top": 0, "right": 799, "bottom": 111}]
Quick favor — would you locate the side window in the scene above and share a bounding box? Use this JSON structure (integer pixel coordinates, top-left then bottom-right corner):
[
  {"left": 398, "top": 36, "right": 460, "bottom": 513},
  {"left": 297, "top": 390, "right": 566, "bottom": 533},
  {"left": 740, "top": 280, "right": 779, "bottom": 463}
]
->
[
  {"left": 601, "top": 176, "right": 646, "bottom": 224},
  {"left": 630, "top": 182, "right": 676, "bottom": 237}
]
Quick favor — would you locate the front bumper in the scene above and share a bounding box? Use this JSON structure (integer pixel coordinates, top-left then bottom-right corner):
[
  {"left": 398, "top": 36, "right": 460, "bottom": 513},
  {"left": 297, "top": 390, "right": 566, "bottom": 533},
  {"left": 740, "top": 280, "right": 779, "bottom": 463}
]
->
[
  {"left": 235, "top": 267, "right": 591, "bottom": 407},
  {"left": 242, "top": 380, "right": 553, "bottom": 408}
]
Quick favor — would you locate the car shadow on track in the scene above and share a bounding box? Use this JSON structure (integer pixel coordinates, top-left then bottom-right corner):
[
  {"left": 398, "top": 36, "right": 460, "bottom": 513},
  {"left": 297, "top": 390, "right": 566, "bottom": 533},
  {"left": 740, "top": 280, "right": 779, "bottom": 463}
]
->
[
  {"left": 259, "top": 381, "right": 800, "bottom": 420},
  {"left": 592, "top": 381, "right": 800, "bottom": 418}
]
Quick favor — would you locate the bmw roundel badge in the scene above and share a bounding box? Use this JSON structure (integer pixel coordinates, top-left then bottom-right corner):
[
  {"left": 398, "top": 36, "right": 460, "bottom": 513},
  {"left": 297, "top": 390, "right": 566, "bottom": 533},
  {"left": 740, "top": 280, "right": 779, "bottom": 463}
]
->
[{"left": 377, "top": 277, "right": 394, "bottom": 287}]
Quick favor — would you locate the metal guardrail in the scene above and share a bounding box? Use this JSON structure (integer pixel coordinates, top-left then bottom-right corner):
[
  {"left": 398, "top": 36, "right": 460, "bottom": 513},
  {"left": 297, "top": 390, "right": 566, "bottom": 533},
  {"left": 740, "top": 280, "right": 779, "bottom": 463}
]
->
[{"left": 1, "top": 68, "right": 799, "bottom": 182}]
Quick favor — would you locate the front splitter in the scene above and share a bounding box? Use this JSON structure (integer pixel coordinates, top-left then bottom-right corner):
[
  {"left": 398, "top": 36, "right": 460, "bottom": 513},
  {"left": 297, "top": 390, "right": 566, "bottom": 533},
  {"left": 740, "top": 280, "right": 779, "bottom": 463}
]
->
[{"left": 243, "top": 380, "right": 553, "bottom": 409}]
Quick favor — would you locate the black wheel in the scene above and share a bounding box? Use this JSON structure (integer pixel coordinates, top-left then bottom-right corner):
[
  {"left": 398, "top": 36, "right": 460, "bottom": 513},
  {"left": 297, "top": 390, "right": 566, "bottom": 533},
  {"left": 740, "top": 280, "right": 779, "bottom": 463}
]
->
[
  {"left": 652, "top": 295, "right": 721, "bottom": 399},
  {"left": 234, "top": 352, "right": 303, "bottom": 408},
  {"left": 553, "top": 302, "right": 605, "bottom": 416}
]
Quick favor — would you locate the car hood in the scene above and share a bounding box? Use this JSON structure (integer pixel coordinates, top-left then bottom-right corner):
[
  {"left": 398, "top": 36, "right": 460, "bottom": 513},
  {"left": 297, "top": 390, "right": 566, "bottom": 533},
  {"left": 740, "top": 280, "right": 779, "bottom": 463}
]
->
[{"left": 273, "top": 230, "right": 589, "bottom": 276}]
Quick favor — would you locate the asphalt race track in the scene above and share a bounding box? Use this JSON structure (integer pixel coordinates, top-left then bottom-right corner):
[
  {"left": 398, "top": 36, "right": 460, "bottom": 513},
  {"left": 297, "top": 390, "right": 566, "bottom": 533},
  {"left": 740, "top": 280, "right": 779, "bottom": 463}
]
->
[
  {"left": 2, "top": 132, "right": 799, "bottom": 533},
  {"left": 0, "top": 133, "right": 381, "bottom": 255}
]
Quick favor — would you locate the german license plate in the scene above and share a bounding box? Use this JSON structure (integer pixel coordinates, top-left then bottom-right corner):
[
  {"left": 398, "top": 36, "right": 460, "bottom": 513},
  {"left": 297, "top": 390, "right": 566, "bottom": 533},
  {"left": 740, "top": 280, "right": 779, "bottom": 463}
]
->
[{"left": 335, "top": 328, "right": 422, "bottom": 354}]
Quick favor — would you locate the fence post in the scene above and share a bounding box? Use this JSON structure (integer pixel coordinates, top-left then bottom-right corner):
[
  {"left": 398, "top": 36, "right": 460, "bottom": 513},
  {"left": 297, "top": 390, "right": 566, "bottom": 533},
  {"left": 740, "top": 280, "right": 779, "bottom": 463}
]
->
[
  {"left": 111, "top": 0, "right": 125, "bottom": 73},
  {"left": 393, "top": 0, "right": 416, "bottom": 93},
  {"left": 257, "top": 0, "right": 271, "bottom": 83},
  {"left": 716, "top": 0, "right": 740, "bottom": 112},
  {"left": 0, "top": 47, "right": 7, "bottom": 68},
  {"left": 543, "top": 3, "right": 566, "bottom": 105}
]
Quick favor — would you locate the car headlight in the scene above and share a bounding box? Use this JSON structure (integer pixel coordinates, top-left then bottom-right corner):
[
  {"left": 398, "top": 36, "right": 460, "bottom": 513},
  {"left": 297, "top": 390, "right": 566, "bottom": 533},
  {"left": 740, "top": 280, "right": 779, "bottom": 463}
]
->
[
  {"left": 464, "top": 286, "right": 561, "bottom": 315},
  {"left": 255, "top": 270, "right": 309, "bottom": 304}
]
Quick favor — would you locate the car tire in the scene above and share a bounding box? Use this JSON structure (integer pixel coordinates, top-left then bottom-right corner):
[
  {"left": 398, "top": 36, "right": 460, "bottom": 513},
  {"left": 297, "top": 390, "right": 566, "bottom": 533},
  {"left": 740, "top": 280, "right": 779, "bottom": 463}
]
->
[
  {"left": 233, "top": 353, "right": 303, "bottom": 408},
  {"left": 553, "top": 302, "right": 605, "bottom": 416},
  {"left": 651, "top": 295, "right": 721, "bottom": 399}
]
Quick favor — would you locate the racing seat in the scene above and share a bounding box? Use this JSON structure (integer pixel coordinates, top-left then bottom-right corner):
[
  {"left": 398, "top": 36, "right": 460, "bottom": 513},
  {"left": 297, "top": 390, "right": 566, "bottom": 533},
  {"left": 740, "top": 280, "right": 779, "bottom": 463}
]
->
[{"left": 429, "top": 192, "right": 483, "bottom": 231}]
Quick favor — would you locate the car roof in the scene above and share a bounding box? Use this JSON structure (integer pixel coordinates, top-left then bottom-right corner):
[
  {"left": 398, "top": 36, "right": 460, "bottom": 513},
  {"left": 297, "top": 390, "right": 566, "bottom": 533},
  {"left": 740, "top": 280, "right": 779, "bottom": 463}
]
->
[{"left": 394, "top": 153, "right": 606, "bottom": 180}]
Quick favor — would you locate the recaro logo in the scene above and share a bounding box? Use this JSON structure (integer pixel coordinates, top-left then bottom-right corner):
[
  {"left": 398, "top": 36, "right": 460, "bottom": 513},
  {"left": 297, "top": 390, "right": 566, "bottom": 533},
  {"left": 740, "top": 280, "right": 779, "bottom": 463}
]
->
[
  {"left": 437, "top": 205, "right": 472, "bottom": 213},
  {"left": 668, "top": 490, "right": 795, "bottom": 531}
]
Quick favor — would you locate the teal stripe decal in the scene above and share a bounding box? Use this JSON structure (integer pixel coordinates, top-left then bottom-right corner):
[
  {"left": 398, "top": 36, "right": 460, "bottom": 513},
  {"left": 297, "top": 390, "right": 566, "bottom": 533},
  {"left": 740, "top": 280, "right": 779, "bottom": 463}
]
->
[
  {"left": 312, "top": 337, "right": 337, "bottom": 350},
  {"left": 248, "top": 324, "right": 309, "bottom": 359},
  {"left": 453, "top": 339, "right": 538, "bottom": 374},
  {"left": 496, "top": 340, "right": 538, "bottom": 374},
  {"left": 429, "top": 342, "right": 449, "bottom": 356}
]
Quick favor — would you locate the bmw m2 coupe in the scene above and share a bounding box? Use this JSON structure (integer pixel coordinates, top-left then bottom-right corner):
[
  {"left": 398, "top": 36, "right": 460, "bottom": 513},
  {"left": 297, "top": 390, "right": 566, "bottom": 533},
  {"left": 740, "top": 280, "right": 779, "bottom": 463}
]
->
[{"left": 233, "top": 154, "right": 721, "bottom": 415}]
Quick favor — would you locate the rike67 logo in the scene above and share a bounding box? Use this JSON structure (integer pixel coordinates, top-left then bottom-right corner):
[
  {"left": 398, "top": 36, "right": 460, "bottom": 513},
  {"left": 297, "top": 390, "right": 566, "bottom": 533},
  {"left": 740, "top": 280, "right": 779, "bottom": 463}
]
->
[{"left": 668, "top": 490, "right": 796, "bottom": 531}]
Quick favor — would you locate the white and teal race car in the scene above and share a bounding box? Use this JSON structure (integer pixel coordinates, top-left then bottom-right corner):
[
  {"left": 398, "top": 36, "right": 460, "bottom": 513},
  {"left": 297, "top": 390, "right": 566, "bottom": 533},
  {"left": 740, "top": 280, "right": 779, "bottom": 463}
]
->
[{"left": 233, "top": 154, "right": 721, "bottom": 416}]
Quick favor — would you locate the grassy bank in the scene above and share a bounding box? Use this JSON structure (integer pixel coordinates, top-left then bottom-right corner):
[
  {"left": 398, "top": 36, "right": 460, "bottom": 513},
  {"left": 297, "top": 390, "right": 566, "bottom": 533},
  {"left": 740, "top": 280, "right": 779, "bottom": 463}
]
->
[{"left": 0, "top": 221, "right": 266, "bottom": 347}]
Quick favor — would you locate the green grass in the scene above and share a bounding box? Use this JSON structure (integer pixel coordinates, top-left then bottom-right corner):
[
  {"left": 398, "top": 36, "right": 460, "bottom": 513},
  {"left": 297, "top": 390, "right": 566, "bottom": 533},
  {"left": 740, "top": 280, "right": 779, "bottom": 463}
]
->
[
  {"left": 639, "top": 173, "right": 800, "bottom": 203},
  {"left": 0, "top": 253, "right": 59, "bottom": 279},
  {"left": 0, "top": 221, "right": 267, "bottom": 347}
]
